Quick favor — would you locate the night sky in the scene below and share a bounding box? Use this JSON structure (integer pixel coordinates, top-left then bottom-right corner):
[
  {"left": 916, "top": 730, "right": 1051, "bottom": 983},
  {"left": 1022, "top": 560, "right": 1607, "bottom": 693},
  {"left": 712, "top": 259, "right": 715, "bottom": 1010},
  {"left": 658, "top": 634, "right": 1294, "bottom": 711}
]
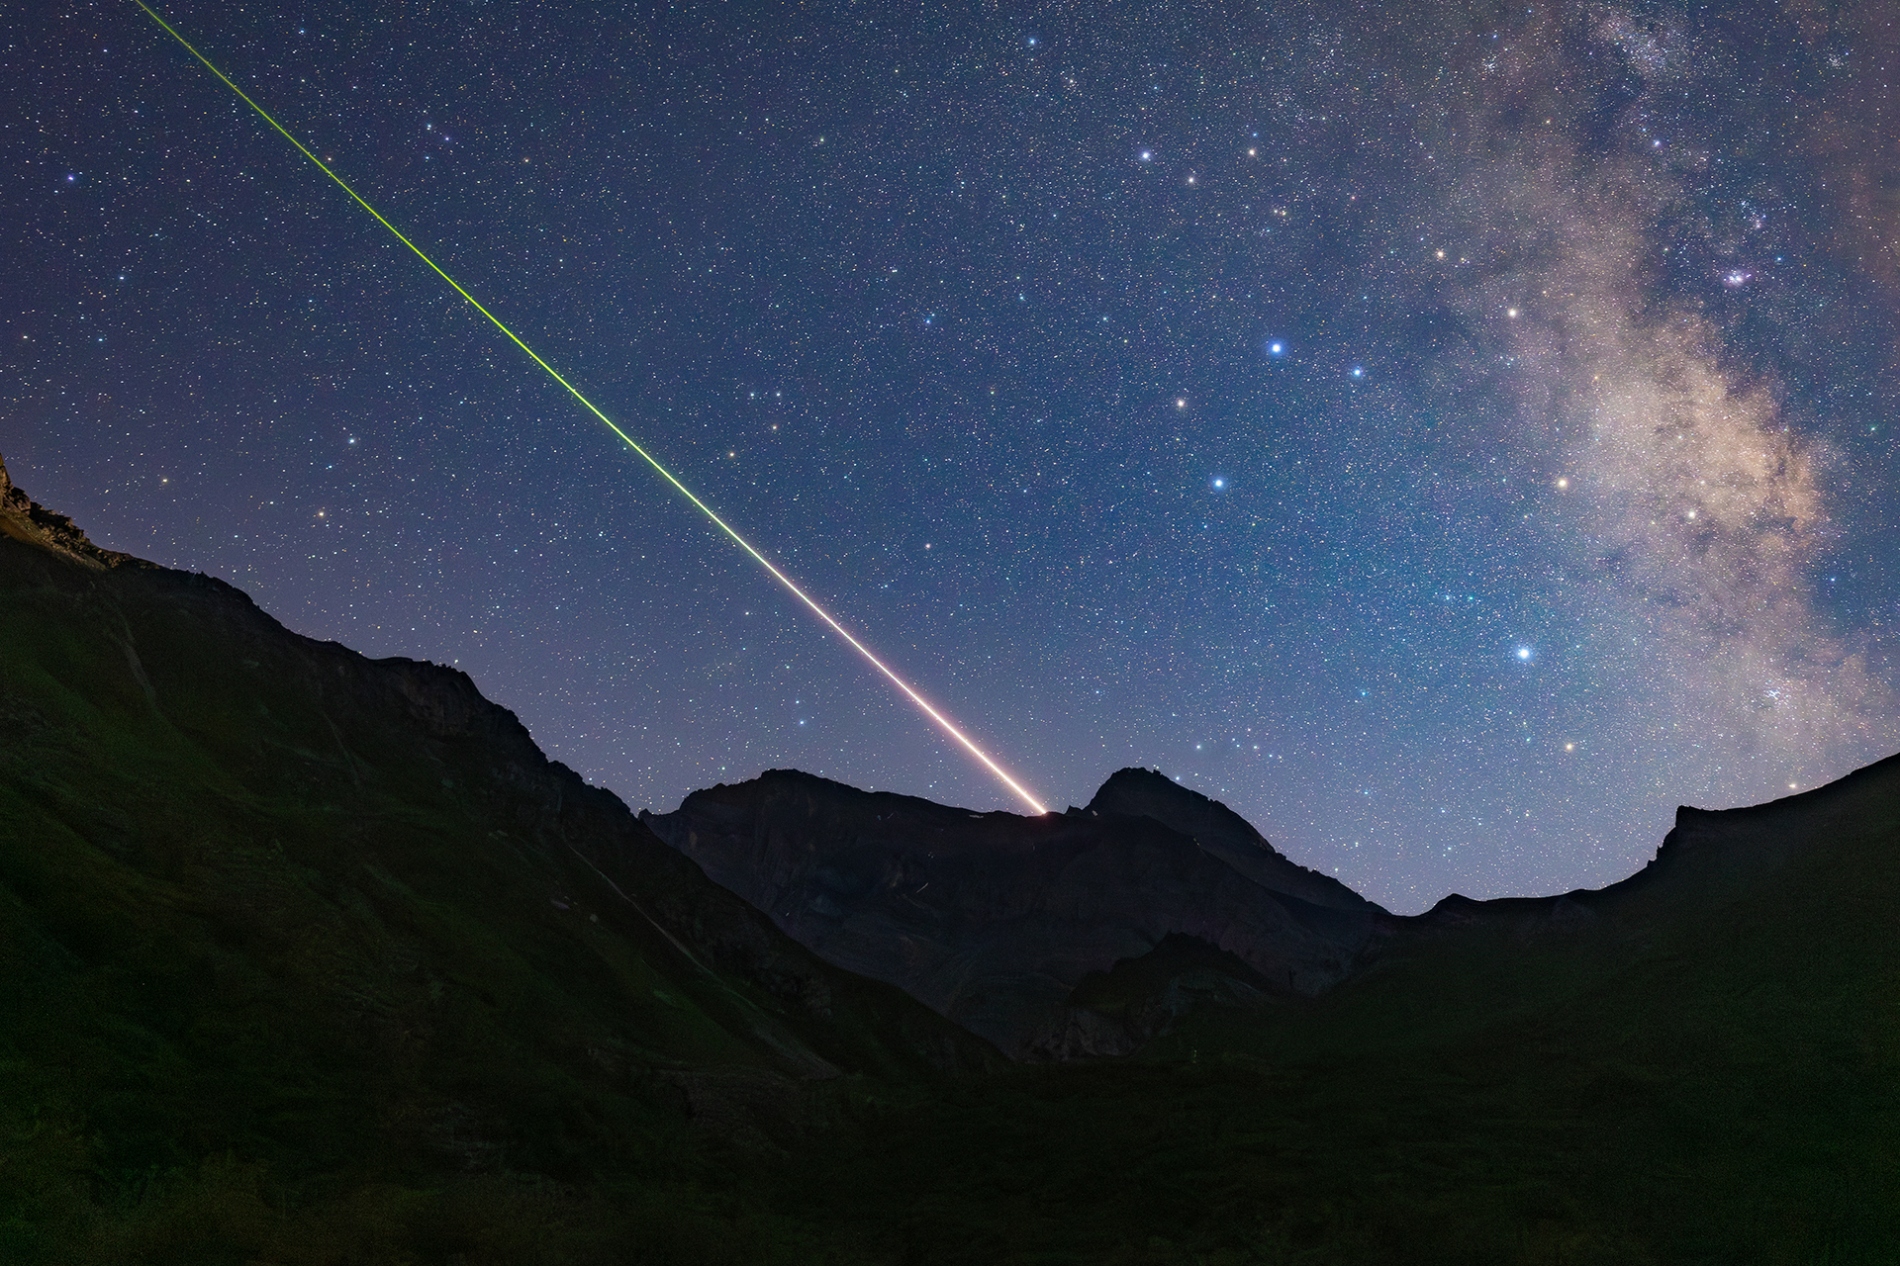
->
[{"left": 6, "top": 1, "right": 1898, "bottom": 910}]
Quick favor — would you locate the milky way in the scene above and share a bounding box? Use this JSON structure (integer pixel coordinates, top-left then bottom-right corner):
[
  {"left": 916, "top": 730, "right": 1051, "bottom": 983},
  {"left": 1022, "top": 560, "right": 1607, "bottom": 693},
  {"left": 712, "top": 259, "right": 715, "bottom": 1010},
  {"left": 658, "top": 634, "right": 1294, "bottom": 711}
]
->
[
  {"left": 1426, "top": 8, "right": 1890, "bottom": 820},
  {"left": 3, "top": 1, "right": 1895, "bottom": 908}
]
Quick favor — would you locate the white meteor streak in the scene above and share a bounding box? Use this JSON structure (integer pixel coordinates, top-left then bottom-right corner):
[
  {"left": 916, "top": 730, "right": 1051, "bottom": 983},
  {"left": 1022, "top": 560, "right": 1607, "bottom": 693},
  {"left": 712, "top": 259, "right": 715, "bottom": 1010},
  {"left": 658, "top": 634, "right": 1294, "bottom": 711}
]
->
[{"left": 130, "top": 0, "right": 1048, "bottom": 815}]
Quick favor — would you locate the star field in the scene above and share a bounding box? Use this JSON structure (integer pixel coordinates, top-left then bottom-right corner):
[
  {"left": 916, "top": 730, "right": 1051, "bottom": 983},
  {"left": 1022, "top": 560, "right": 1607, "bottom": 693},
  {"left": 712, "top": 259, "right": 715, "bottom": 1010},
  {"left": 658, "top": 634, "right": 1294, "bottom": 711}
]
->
[{"left": 4, "top": 0, "right": 1898, "bottom": 909}]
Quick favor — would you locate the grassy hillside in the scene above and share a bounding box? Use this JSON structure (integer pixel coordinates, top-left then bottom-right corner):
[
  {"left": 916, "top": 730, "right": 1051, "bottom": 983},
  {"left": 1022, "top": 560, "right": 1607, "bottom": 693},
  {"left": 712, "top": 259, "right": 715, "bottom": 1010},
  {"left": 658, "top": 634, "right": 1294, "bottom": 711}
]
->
[
  {"left": 1, "top": 460, "right": 1894, "bottom": 1264},
  {"left": 0, "top": 477, "right": 991, "bottom": 1264}
]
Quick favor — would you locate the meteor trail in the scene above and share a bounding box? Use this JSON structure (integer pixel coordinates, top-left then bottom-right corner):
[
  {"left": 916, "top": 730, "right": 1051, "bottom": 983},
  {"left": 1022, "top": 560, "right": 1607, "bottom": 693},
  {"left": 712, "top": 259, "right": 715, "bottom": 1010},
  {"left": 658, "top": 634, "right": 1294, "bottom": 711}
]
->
[{"left": 128, "top": 0, "right": 1048, "bottom": 815}]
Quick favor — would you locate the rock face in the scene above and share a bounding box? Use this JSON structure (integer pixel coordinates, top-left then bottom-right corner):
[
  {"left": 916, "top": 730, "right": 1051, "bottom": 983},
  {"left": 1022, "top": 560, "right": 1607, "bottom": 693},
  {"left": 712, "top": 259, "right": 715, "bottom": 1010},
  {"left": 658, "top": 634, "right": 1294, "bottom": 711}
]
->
[
  {"left": 0, "top": 451, "right": 145, "bottom": 569},
  {"left": 641, "top": 770, "right": 1388, "bottom": 1057}
]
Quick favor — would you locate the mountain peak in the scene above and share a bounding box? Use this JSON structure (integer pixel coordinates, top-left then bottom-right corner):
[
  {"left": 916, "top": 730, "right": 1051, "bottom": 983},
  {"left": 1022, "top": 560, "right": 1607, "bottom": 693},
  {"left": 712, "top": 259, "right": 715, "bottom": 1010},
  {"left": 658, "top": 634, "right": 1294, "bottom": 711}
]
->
[
  {"left": 1086, "top": 766, "right": 1379, "bottom": 914},
  {"left": 645, "top": 766, "right": 1386, "bottom": 1055}
]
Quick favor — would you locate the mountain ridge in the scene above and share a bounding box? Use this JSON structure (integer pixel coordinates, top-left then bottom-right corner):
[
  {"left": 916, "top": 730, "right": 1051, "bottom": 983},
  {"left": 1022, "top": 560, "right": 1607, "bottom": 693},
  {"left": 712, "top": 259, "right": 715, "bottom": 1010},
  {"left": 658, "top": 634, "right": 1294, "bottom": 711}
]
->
[
  {"left": 643, "top": 749, "right": 1900, "bottom": 1059},
  {"left": 3, "top": 453, "right": 1896, "bottom": 1262},
  {"left": 644, "top": 767, "right": 1381, "bottom": 1057}
]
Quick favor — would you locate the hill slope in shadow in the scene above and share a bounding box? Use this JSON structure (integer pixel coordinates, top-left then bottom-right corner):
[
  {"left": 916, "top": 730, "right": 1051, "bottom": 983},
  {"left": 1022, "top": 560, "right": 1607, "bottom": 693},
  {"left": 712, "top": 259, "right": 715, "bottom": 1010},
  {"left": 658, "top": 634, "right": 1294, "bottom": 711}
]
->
[
  {"left": 768, "top": 752, "right": 1900, "bottom": 1262},
  {"left": 0, "top": 456, "right": 994, "bottom": 1264},
  {"left": 2, "top": 453, "right": 1895, "bottom": 1264}
]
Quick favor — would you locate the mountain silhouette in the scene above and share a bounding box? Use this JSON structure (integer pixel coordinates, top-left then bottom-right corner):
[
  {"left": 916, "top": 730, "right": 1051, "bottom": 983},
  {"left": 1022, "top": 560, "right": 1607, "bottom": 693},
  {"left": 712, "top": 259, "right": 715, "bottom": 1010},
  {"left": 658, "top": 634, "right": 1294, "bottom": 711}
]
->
[
  {"left": 2, "top": 452, "right": 1894, "bottom": 1263},
  {"left": 642, "top": 768, "right": 1384, "bottom": 1057}
]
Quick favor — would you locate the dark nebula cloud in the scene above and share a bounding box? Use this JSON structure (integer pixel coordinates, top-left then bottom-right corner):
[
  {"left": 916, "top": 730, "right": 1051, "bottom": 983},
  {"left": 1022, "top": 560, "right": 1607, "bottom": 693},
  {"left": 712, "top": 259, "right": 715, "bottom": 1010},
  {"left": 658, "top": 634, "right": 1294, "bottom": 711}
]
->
[{"left": 4, "top": 0, "right": 1896, "bottom": 908}]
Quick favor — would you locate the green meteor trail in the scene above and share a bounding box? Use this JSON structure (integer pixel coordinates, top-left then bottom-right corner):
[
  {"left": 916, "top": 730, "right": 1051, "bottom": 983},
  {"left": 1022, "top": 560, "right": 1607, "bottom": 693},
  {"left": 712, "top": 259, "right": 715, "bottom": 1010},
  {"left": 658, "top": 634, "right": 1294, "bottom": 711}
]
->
[{"left": 128, "top": 0, "right": 1048, "bottom": 815}]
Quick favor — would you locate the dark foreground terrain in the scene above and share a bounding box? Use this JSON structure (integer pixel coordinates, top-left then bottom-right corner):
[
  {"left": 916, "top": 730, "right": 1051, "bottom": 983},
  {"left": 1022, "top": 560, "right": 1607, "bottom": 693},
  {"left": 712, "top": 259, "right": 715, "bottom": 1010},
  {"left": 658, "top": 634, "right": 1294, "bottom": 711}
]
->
[{"left": 2, "top": 455, "right": 1895, "bottom": 1264}]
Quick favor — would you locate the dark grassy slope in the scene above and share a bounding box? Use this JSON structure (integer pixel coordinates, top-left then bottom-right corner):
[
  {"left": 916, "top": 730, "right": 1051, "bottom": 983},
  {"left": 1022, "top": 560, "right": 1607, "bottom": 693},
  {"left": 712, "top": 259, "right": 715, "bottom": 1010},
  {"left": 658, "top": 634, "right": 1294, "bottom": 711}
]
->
[
  {"left": 2, "top": 450, "right": 1896, "bottom": 1264},
  {"left": 0, "top": 462, "right": 993, "bottom": 1263},
  {"left": 782, "top": 761, "right": 1900, "bottom": 1264}
]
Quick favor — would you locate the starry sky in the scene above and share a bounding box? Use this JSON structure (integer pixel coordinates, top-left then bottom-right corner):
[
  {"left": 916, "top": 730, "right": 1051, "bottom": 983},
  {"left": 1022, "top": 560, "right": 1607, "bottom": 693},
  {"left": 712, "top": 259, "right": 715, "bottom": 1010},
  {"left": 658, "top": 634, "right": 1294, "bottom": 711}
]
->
[{"left": 5, "top": 0, "right": 1898, "bottom": 910}]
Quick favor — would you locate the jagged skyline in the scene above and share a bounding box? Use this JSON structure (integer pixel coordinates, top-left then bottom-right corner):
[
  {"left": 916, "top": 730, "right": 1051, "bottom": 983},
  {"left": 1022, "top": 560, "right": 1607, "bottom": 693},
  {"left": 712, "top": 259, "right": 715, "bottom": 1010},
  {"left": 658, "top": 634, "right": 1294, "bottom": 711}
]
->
[{"left": 4, "top": 1, "right": 1897, "bottom": 909}]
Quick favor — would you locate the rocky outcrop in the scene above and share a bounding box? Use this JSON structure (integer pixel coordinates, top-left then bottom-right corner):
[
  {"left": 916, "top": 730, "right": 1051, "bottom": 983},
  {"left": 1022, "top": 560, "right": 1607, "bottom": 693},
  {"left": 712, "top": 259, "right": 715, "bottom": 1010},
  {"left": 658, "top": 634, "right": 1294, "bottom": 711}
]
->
[
  {"left": 0, "top": 453, "right": 146, "bottom": 569},
  {"left": 641, "top": 771, "right": 1386, "bottom": 1058}
]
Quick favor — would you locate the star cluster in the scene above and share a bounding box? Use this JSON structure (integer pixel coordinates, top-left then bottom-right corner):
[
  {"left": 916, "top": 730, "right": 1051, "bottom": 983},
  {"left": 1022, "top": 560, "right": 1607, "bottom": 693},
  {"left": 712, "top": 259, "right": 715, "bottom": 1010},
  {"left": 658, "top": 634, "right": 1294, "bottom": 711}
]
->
[{"left": 4, "top": 0, "right": 1897, "bottom": 908}]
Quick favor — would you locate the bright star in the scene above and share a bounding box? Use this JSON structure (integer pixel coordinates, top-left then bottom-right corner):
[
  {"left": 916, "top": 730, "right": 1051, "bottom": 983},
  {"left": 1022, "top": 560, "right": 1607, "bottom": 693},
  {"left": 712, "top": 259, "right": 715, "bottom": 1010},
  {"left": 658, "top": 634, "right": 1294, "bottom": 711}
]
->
[
  {"left": 1267, "top": 340, "right": 1285, "bottom": 356},
  {"left": 1516, "top": 646, "right": 1533, "bottom": 661},
  {"left": 1211, "top": 477, "right": 1226, "bottom": 490},
  {"left": 1350, "top": 365, "right": 1364, "bottom": 378}
]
